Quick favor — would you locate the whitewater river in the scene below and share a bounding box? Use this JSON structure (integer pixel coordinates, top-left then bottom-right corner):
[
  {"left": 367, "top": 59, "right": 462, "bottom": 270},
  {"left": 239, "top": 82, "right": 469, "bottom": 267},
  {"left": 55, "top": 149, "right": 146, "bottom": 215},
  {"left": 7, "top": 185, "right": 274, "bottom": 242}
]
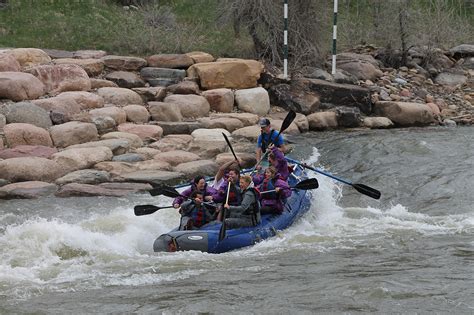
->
[{"left": 1, "top": 126, "right": 473, "bottom": 314}]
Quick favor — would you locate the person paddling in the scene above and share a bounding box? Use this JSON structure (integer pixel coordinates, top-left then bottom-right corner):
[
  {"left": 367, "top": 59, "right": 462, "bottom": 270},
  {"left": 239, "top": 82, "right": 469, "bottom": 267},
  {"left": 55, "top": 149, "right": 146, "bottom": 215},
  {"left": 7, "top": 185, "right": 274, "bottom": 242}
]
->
[
  {"left": 221, "top": 175, "right": 261, "bottom": 229},
  {"left": 253, "top": 166, "right": 291, "bottom": 215},
  {"left": 256, "top": 118, "right": 287, "bottom": 162},
  {"left": 268, "top": 144, "right": 291, "bottom": 181}
]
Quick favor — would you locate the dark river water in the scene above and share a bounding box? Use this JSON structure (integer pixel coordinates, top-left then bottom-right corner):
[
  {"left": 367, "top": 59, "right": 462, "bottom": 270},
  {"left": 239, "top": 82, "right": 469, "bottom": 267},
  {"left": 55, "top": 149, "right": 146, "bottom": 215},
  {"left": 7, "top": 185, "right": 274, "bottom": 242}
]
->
[{"left": 1, "top": 126, "right": 473, "bottom": 314}]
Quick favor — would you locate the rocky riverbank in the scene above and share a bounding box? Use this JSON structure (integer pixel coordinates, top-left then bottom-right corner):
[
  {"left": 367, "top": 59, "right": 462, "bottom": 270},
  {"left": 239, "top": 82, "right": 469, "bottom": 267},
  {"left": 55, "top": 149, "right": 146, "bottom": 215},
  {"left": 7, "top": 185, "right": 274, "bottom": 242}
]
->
[{"left": 0, "top": 45, "right": 473, "bottom": 199}]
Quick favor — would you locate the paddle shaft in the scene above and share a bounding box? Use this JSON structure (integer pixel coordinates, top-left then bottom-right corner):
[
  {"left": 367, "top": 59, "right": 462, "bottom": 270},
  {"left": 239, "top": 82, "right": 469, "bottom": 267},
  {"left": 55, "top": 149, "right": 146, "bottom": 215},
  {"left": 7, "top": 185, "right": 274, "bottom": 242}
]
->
[
  {"left": 259, "top": 178, "right": 318, "bottom": 195},
  {"left": 286, "top": 157, "right": 381, "bottom": 200},
  {"left": 218, "top": 181, "right": 232, "bottom": 241}
]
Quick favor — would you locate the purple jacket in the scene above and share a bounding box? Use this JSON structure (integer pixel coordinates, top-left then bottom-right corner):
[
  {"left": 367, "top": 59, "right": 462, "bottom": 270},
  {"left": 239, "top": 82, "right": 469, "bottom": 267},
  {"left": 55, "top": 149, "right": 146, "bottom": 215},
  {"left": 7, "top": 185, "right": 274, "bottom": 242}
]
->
[
  {"left": 258, "top": 177, "right": 291, "bottom": 214},
  {"left": 212, "top": 178, "right": 241, "bottom": 205},
  {"left": 270, "top": 146, "right": 289, "bottom": 180},
  {"left": 173, "top": 182, "right": 217, "bottom": 206}
]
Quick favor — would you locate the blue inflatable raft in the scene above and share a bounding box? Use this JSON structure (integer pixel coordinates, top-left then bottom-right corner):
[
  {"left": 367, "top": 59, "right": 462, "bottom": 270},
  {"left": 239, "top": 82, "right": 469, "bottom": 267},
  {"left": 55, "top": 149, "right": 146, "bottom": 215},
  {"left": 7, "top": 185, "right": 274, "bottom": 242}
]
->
[{"left": 153, "top": 162, "right": 312, "bottom": 254}]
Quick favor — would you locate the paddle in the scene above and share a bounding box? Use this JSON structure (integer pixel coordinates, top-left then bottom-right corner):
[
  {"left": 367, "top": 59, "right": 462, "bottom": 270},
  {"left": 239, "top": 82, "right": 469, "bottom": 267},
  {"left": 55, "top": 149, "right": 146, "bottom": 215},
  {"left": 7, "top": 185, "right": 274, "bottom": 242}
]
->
[
  {"left": 287, "top": 158, "right": 381, "bottom": 200},
  {"left": 259, "top": 178, "right": 319, "bottom": 195},
  {"left": 218, "top": 181, "right": 232, "bottom": 241},
  {"left": 134, "top": 204, "right": 175, "bottom": 216},
  {"left": 149, "top": 185, "right": 181, "bottom": 198},
  {"left": 253, "top": 110, "right": 297, "bottom": 173},
  {"left": 222, "top": 132, "right": 241, "bottom": 170}
]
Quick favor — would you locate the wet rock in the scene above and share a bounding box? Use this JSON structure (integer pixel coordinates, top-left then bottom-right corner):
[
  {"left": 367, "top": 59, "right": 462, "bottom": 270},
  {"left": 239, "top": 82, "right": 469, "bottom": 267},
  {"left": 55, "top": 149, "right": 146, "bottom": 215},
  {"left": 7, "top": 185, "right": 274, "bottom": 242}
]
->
[
  {"left": 0, "top": 181, "right": 57, "bottom": 199},
  {"left": 55, "top": 169, "right": 111, "bottom": 185},
  {"left": 0, "top": 157, "right": 65, "bottom": 182},
  {"left": 55, "top": 183, "right": 132, "bottom": 197},
  {"left": 363, "top": 117, "right": 394, "bottom": 129},
  {"left": 336, "top": 107, "right": 361, "bottom": 128}
]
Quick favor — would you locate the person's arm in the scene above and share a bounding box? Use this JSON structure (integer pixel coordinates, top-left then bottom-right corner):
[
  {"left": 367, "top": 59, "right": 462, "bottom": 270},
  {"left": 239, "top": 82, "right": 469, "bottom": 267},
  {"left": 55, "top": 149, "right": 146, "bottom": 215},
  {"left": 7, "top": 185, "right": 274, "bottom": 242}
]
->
[
  {"left": 215, "top": 160, "right": 235, "bottom": 182},
  {"left": 276, "top": 179, "right": 292, "bottom": 198}
]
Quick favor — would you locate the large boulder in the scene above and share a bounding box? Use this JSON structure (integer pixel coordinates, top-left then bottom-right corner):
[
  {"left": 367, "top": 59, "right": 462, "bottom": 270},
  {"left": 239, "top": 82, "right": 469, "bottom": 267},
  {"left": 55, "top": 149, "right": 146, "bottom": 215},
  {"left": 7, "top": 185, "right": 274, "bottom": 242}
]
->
[
  {"left": 49, "top": 121, "right": 99, "bottom": 148},
  {"left": 0, "top": 181, "right": 57, "bottom": 199},
  {"left": 101, "top": 131, "right": 143, "bottom": 148},
  {"left": 55, "top": 169, "right": 111, "bottom": 185},
  {"left": 9, "top": 48, "right": 51, "bottom": 68},
  {"left": 268, "top": 81, "right": 320, "bottom": 115},
  {"left": 235, "top": 87, "right": 270, "bottom": 116},
  {"left": 307, "top": 112, "right": 338, "bottom": 130},
  {"left": 336, "top": 53, "right": 383, "bottom": 81},
  {"left": 210, "top": 113, "right": 259, "bottom": 126},
  {"left": 0, "top": 72, "right": 45, "bottom": 101},
  {"left": 173, "top": 160, "right": 218, "bottom": 178},
  {"left": 0, "top": 145, "right": 57, "bottom": 159},
  {"left": 117, "top": 123, "right": 163, "bottom": 141},
  {"left": 148, "top": 102, "right": 183, "bottom": 122},
  {"left": 149, "top": 134, "right": 193, "bottom": 152},
  {"left": 31, "top": 95, "right": 82, "bottom": 122},
  {"left": 26, "top": 64, "right": 91, "bottom": 94},
  {"left": 96, "top": 87, "right": 143, "bottom": 106},
  {"left": 303, "top": 78, "right": 372, "bottom": 114},
  {"left": 55, "top": 91, "right": 105, "bottom": 110},
  {"left": 185, "top": 51, "right": 215, "bottom": 64},
  {"left": 73, "top": 50, "right": 107, "bottom": 59},
  {"left": 0, "top": 157, "right": 65, "bottom": 182},
  {"left": 132, "top": 86, "right": 167, "bottom": 102},
  {"left": 105, "top": 71, "right": 145, "bottom": 88},
  {"left": 66, "top": 138, "right": 131, "bottom": 155},
  {"left": 201, "top": 88, "right": 234, "bottom": 113},
  {"left": 53, "top": 58, "right": 104, "bottom": 77},
  {"left": 140, "top": 67, "right": 186, "bottom": 87},
  {"left": 3, "top": 123, "right": 53, "bottom": 147},
  {"left": 52, "top": 146, "right": 113, "bottom": 173},
  {"left": 198, "top": 117, "right": 244, "bottom": 132},
  {"left": 101, "top": 55, "right": 147, "bottom": 71},
  {"left": 154, "top": 150, "right": 201, "bottom": 166},
  {"left": 0, "top": 102, "right": 52, "bottom": 129},
  {"left": 89, "top": 106, "right": 127, "bottom": 125},
  {"left": 146, "top": 54, "right": 194, "bottom": 69},
  {"left": 123, "top": 105, "right": 150, "bottom": 123},
  {"left": 0, "top": 52, "right": 21, "bottom": 72},
  {"left": 187, "top": 59, "right": 264, "bottom": 90},
  {"left": 191, "top": 128, "right": 231, "bottom": 142},
  {"left": 373, "top": 101, "right": 435, "bottom": 126},
  {"left": 163, "top": 94, "right": 210, "bottom": 119}
]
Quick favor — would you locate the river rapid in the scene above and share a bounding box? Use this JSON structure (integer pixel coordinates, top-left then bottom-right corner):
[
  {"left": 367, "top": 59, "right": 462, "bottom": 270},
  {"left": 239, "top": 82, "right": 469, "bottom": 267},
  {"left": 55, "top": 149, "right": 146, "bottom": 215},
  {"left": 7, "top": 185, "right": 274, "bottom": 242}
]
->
[{"left": 1, "top": 126, "right": 473, "bottom": 314}]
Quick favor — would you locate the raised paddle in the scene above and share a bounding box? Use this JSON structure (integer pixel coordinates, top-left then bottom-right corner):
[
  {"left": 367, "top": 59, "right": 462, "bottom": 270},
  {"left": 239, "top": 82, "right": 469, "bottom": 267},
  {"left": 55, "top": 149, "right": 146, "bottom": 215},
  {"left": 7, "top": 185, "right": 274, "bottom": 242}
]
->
[
  {"left": 218, "top": 181, "right": 232, "bottom": 241},
  {"left": 222, "top": 133, "right": 242, "bottom": 170},
  {"left": 134, "top": 204, "right": 175, "bottom": 216},
  {"left": 252, "top": 110, "right": 297, "bottom": 173},
  {"left": 287, "top": 158, "right": 381, "bottom": 200},
  {"left": 259, "top": 178, "right": 319, "bottom": 195}
]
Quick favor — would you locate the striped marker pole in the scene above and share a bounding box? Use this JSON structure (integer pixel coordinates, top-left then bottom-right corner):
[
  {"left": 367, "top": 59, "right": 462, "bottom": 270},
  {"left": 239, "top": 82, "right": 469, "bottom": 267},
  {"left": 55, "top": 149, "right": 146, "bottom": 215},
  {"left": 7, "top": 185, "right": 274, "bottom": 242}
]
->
[
  {"left": 331, "top": 0, "right": 338, "bottom": 75},
  {"left": 283, "top": 0, "right": 288, "bottom": 79}
]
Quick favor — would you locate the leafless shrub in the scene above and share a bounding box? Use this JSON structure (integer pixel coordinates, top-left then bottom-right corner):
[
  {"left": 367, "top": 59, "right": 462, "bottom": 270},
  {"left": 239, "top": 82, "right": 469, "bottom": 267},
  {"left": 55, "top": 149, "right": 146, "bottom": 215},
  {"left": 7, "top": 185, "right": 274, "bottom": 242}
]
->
[
  {"left": 217, "top": 0, "right": 332, "bottom": 70},
  {"left": 139, "top": 4, "right": 177, "bottom": 30}
]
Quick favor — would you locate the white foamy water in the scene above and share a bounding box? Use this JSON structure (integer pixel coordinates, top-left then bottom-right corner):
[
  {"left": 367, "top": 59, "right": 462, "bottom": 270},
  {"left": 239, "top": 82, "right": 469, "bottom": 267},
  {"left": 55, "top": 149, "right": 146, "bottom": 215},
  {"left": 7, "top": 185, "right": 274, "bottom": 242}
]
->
[{"left": 1, "top": 128, "right": 474, "bottom": 313}]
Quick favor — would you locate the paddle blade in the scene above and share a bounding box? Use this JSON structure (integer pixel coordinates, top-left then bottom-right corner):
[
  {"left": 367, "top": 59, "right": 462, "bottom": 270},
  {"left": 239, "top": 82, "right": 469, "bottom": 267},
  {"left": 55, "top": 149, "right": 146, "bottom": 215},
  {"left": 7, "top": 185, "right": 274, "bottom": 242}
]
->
[
  {"left": 148, "top": 187, "right": 162, "bottom": 196},
  {"left": 294, "top": 178, "right": 319, "bottom": 190},
  {"left": 134, "top": 205, "right": 160, "bottom": 216},
  {"left": 149, "top": 185, "right": 182, "bottom": 198},
  {"left": 352, "top": 183, "right": 381, "bottom": 200},
  {"left": 218, "top": 219, "right": 227, "bottom": 241},
  {"left": 280, "top": 110, "right": 296, "bottom": 134}
]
